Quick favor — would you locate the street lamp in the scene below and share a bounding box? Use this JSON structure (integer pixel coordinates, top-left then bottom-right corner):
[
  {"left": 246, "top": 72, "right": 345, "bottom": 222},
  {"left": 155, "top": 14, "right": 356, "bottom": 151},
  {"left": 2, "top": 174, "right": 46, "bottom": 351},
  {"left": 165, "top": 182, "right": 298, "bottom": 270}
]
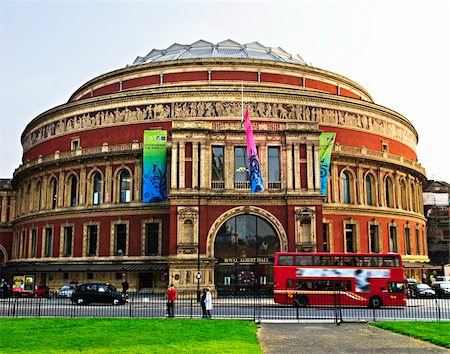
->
[{"left": 196, "top": 271, "right": 201, "bottom": 302}]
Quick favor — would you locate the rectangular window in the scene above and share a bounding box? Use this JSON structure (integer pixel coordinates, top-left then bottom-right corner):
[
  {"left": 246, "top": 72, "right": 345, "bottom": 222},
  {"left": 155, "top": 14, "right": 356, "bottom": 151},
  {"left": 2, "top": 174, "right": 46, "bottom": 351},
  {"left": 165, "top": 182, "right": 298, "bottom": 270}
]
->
[
  {"left": 63, "top": 226, "right": 73, "bottom": 257},
  {"left": 30, "top": 229, "right": 37, "bottom": 258},
  {"left": 405, "top": 227, "right": 411, "bottom": 254},
  {"left": 369, "top": 224, "right": 379, "bottom": 253},
  {"left": 234, "top": 147, "right": 249, "bottom": 189},
  {"left": 20, "top": 230, "right": 27, "bottom": 258},
  {"left": 115, "top": 224, "right": 127, "bottom": 256},
  {"left": 345, "top": 224, "right": 355, "bottom": 252},
  {"left": 44, "top": 227, "right": 53, "bottom": 257},
  {"left": 322, "top": 224, "right": 329, "bottom": 252},
  {"left": 145, "top": 223, "right": 159, "bottom": 255},
  {"left": 211, "top": 146, "right": 225, "bottom": 189},
  {"left": 71, "top": 138, "right": 80, "bottom": 151},
  {"left": 268, "top": 146, "right": 281, "bottom": 189},
  {"left": 389, "top": 225, "right": 397, "bottom": 252},
  {"left": 87, "top": 225, "right": 98, "bottom": 256}
]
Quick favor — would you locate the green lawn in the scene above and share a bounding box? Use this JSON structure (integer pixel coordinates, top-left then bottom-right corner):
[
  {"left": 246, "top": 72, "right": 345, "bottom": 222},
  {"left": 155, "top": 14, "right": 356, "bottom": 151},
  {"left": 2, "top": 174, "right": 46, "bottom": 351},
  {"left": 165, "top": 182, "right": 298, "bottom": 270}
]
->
[
  {"left": 370, "top": 321, "right": 450, "bottom": 348},
  {"left": 0, "top": 318, "right": 262, "bottom": 354}
]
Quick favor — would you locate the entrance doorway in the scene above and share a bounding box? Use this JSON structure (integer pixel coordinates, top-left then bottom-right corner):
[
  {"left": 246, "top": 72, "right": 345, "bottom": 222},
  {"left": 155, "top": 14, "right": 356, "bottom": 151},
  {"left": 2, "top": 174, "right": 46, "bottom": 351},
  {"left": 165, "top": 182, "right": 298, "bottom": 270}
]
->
[{"left": 214, "top": 214, "right": 280, "bottom": 295}]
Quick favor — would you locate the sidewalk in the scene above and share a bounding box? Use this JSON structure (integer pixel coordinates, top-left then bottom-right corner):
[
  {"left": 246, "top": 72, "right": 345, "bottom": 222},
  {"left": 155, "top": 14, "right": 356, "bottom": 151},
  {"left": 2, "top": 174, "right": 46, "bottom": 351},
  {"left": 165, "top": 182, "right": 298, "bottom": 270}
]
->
[{"left": 257, "top": 322, "right": 449, "bottom": 353}]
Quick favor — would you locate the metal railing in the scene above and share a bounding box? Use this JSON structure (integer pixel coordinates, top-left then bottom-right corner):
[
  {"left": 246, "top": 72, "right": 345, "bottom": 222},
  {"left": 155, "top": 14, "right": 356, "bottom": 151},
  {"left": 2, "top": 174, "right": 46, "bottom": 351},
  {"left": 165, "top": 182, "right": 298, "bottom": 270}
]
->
[{"left": 1, "top": 291, "right": 448, "bottom": 322}]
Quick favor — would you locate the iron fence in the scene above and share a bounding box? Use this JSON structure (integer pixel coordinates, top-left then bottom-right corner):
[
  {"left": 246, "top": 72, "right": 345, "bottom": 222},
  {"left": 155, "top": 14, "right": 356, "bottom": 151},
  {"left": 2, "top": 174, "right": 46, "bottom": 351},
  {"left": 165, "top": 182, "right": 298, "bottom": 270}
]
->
[{"left": 1, "top": 291, "right": 449, "bottom": 322}]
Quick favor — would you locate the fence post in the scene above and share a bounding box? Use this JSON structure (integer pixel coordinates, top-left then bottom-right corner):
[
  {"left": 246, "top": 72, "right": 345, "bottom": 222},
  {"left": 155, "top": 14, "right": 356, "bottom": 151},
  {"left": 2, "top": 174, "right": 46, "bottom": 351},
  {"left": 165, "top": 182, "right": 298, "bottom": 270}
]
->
[{"left": 435, "top": 297, "right": 441, "bottom": 321}]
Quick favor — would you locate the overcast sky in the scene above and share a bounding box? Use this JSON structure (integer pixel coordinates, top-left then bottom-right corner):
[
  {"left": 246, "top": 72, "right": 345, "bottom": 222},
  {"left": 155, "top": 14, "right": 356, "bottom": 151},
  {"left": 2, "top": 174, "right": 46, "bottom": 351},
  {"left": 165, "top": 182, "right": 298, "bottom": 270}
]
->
[{"left": 1, "top": 0, "right": 449, "bottom": 182}]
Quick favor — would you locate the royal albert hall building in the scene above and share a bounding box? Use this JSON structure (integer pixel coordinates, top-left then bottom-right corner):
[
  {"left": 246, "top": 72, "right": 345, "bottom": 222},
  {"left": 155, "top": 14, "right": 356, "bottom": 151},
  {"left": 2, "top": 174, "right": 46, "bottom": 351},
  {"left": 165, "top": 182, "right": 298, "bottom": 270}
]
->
[{"left": 5, "top": 40, "right": 428, "bottom": 293}]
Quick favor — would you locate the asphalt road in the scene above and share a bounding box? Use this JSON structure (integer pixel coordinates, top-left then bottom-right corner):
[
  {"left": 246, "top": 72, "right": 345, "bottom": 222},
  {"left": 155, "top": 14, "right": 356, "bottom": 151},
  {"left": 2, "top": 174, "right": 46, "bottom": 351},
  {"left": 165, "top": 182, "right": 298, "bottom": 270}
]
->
[{"left": 257, "top": 322, "right": 449, "bottom": 353}]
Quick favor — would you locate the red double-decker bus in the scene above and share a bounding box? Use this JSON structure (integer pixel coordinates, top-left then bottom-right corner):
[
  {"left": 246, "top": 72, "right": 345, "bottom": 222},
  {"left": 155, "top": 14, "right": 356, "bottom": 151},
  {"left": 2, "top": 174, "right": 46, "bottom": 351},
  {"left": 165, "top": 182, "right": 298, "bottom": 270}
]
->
[{"left": 273, "top": 252, "right": 406, "bottom": 308}]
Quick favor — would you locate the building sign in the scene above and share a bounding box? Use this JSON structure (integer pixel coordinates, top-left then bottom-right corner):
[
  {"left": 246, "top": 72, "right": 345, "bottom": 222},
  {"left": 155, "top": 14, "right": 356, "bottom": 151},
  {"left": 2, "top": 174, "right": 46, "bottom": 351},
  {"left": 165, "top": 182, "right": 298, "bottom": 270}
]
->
[
  {"left": 319, "top": 132, "right": 336, "bottom": 196},
  {"left": 142, "top": 130, "right": 167, "bottom": 203},
  {"left": 222, "top": 257, "right": 271, "bottom": 264}
]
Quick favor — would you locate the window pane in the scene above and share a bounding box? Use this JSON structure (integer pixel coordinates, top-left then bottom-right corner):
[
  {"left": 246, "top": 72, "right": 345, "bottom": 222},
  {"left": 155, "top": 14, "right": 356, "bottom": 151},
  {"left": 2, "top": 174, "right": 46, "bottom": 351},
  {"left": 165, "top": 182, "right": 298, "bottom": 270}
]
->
[
  {"left": 212, "top": 146, "right": 225, "bottom": 182},
  {"left": 88, "top": 225, "right": 98, "bottom": 256},
  {"left": 145, "top": 223, "right": 159, "bottom": 255},
  {"left": 115, "top": 224, "right": 127, "bottom": 255},
  {"left": 93, "top": 173, "right": 102, "bottom": 205},
  {"left": 345, "top": 224, "right": 355, "bottom": 252},
  {"left": 268, "top": 146, "right": 280, "bottom": 182},
  {"left": 120, "top": 170, "right": 131, "bottom": 203},
  {"left": 64, "top": 226, "right": 73, "bottom": 256},
  {"left": 341, "top": 172, "right": 350, "bottom": 203},
  {"left": 366, "top": 175, "right": 373, "bottom": 205},
  {"left": 70, "top": 176, "right": 77, "bottom": 207}
]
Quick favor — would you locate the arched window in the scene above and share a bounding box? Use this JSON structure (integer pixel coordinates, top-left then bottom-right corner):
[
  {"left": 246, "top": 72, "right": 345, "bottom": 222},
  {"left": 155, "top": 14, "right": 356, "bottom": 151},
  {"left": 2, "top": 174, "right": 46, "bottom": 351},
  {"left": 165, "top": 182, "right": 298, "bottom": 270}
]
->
[
  {"left": 119, "top": 170, "right": 131, "bottom": 203},
  {"left": 400, "top": 180, "right": 407, "bottom": 210},
  {"left": 35, "top": 181, "right": 42, "bottom": 211},
  {"left": 50, "top": 177, "right": 58, "bottom": 209},
  {"left": 69, "top": 175, "right": 78, "bottom": 207},
  {"left": 385, "top": 176, "right": 394, "bottom": 208},
  {"left": 92, "top": 172, "right": 102, "bottom": 205},
  {"left": 340, "top": 171, "right": 351, "bottom": 204},
  {"left": 410, "top": 181, "right": 417, "bottom": 211},
  {"left": 365, "top": 174, "right": 375, "bottom": 206}
]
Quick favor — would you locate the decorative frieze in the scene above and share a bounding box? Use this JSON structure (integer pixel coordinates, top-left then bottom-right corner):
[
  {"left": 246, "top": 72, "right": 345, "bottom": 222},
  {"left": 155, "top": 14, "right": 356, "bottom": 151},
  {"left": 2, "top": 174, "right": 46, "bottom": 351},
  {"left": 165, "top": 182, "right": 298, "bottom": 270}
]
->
[{"left": 24, "top": 100, "right": 417, "bottom": 152}]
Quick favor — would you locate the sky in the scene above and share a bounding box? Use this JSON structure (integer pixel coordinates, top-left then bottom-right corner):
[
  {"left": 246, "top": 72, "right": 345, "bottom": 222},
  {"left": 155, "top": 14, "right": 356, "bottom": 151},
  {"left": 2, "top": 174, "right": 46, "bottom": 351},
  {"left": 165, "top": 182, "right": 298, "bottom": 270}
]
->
[{"left": 0, "top": 0, "right": 449, "bottom": 182}]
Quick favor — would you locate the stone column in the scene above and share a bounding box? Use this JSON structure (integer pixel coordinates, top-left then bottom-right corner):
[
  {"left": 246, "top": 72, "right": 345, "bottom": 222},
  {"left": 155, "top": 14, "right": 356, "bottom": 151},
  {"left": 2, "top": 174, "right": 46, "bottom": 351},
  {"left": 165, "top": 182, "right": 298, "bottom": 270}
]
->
[
  {"left": 286, "top": 143, "right": 293, "bottom": 191},
  {"left": 1, "top": 192, "right": 7, "bottom": 222},
  {"left": 192, "top": 142, "right": 199, "bottom": 189},
  {"left": 314, "top": 145, "right": 321, "bottom": 191},
  {"left": 134, "top": 158, "right": 141, "bottom": 202},
  {"left": 105, "top": 161, "right": 113, "bottom": 203},
  {"left": 225, "top": 143, "right": 233, "bottom": 190},
  {"left": 179, "top": 142, "right": 185, "bottom": 189},
  {"left": 331, "top": 162, "right": 339, "bottom": 203},
  {"left": 200, "top": 142, "right": 208, "bottom": 189},
  {"left": 357, "top": 164, "right": 363, "bottom": 205},
  {"left": 79, "top": 164, "right": 86, "bottom": 206},
  {"left": 58, "top": 169, "right": 64, "bottom": 208},
  {"left": 171, "top": 142, "right": 178, "bottom": 190},
  {"left": 306, "top": 143, "right": 313, "bottom": 190},
  {"left": 293, "top": 143, "right": 300, "bottom": 190}
]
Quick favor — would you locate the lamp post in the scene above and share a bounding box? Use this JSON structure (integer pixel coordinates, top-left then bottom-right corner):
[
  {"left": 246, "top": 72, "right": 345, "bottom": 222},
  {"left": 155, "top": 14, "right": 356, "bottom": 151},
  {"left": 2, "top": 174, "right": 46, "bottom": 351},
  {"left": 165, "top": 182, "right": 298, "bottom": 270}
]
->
[{"left": 197, "top": 142, "right": 201, "bottom": 302}]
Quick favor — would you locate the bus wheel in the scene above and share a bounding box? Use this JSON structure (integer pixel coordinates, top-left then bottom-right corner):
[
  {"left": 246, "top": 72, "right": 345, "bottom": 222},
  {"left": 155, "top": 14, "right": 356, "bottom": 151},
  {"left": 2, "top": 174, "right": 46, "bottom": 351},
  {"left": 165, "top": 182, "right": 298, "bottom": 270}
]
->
[
  {"left": 369, "top": 296, "right": 382, "bottom": 309},
  {"left": 294, "top": 296, "right": 308, "bottom": 308}
]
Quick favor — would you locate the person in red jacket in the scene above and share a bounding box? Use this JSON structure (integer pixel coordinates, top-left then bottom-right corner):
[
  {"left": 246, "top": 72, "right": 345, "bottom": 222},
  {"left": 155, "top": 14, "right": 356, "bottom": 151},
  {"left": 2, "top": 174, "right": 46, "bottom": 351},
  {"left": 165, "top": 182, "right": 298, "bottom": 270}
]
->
[{"left": 166, "top": 284, "right": 176, "bottom": 317}]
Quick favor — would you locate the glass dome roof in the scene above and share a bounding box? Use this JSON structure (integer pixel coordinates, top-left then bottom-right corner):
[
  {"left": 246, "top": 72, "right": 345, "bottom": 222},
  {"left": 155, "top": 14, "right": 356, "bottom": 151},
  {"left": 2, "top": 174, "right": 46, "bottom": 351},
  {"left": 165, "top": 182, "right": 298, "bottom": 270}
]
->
[{"left": 131, "top": 39, "right": 308, "bottom": 66}]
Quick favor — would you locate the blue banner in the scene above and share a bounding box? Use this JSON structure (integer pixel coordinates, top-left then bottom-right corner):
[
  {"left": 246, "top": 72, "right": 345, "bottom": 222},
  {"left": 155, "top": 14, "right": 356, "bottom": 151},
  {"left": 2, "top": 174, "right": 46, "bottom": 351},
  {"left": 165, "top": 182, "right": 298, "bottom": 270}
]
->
[{"left": 142, "top": 130, "right": 167, "bottom": 203}]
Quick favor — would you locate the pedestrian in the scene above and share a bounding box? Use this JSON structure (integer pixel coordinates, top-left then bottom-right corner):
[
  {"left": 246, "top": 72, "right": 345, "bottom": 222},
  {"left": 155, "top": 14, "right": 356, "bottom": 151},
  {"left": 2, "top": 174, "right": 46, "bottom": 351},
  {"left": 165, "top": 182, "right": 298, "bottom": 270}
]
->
[
  {"left": 2, "top": 280, "right": 9, "bottom": 298},
  {"left": 429, "top": 271, "right": 436, "bottom": 284},
  {"left": 205, "top": 288, "right": 213, "bottom": 318},
  {"left": 166, "top": 284, "right": 176, "bottom": 317},
  {"left": 0, "top": 279, "right": 4, "bottom": 298},
  {"left": 200, "top": 288, "right": 207, "bottom": 318},
  {"left": 422, "top": 273, "right": 427, "bottom": 284},
  {"left": 121, "top": 279, "right": 129, "bottom": 294}
]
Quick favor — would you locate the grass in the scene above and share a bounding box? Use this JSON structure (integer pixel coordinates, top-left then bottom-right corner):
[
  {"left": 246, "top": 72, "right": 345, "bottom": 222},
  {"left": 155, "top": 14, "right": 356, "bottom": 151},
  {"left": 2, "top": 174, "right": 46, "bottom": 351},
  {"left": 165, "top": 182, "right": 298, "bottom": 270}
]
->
[
  {"left": 0, "top": 318, "right": 262, "bottom": 354},
  {"left": 370, "top": 321, "right": 450, "bottom": 348}
]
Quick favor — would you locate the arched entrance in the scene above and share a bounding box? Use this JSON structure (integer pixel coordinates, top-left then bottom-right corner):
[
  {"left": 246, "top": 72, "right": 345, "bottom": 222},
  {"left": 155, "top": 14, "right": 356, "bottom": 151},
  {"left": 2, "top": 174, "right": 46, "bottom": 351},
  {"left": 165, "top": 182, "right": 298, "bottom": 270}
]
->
[{"left": 209, "top": 207, "right": 286, "bottom": 295}]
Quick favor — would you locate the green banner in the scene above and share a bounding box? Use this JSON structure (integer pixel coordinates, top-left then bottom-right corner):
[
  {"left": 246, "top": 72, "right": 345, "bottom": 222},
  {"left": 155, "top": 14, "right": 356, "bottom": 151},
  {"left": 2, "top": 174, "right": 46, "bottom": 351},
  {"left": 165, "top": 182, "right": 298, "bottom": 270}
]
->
[
  {"left": 142, "top": 130, "right": 167, "bottom": 203},
  {"left": 319, "top": 132, "right": 336, "bottom": 196}
]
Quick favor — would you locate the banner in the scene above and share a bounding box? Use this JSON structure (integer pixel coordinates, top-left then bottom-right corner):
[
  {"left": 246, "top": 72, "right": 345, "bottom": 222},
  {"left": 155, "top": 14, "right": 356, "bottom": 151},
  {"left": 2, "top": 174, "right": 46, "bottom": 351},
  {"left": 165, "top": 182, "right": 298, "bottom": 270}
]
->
[
  {"left": 319, "top": 132, "right": 336, "bottom": 196},
  {"left": 244, "top": 110, "right": 264, "bottom": 193},
  {"left": 142, "top": 130, "right": 167, "bottom": 202}
]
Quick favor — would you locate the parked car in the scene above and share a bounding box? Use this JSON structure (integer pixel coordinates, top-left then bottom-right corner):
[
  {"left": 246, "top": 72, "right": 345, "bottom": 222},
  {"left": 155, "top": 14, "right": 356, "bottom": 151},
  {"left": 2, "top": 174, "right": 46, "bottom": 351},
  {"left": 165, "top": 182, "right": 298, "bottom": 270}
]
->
[
  {"left": 71, "top": 283, "right": 127, "bottom": 305},
  {"left": 33, "top": 285, "right": 50, "bottom": 298},
  {"left": 434, "top": 276, "right": 450, "bottom": 283},
  {"left": 415, "top": 283, "right": 436, "bottom": 298},
  {"left": 56, "top": 285, "right": 76, "bottom": 298},
  {"left": 431, "top": 283, "right": 450, "bottom": 298}
]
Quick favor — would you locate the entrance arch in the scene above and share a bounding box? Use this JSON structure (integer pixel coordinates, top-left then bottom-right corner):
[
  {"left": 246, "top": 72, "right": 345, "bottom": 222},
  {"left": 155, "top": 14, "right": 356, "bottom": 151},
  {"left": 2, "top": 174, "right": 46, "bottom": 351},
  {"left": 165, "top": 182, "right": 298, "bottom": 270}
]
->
[{"left": 206, "top": 206, "right": 287, "bottom": 294}]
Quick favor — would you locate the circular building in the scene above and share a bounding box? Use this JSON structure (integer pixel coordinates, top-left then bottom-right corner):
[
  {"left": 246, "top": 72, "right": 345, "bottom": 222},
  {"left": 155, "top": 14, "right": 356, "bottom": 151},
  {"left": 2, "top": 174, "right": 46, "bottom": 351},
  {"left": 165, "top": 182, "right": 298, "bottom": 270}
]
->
[{"left": 8, "top": 40, "right": 427, "bottom": 293}]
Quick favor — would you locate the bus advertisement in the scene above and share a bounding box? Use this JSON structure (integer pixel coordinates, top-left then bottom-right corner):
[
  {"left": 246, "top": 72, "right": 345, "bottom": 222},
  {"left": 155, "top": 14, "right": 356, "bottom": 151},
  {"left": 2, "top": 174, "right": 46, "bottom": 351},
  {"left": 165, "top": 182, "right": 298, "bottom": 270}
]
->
[{"left": 273, "top": 252, "right": 406, "bottom": 308}]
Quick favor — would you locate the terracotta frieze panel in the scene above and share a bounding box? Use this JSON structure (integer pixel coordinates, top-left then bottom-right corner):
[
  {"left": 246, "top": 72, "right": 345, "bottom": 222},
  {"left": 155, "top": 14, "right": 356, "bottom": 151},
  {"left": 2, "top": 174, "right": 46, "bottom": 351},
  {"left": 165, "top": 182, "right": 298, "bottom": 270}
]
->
[{"left": 23, "top": 100, "right": 417, "bottom": 152}]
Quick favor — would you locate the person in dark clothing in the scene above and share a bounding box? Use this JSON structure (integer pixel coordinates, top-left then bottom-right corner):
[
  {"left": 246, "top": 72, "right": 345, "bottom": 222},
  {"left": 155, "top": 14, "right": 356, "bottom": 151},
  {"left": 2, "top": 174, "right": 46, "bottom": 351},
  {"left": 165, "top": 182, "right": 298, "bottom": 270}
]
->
[
  {"left": 121, "top": 280, "right": 129, "bottom": 294},
  {"left": 200, "top": 288, "right": 207, "bottom": 318}
]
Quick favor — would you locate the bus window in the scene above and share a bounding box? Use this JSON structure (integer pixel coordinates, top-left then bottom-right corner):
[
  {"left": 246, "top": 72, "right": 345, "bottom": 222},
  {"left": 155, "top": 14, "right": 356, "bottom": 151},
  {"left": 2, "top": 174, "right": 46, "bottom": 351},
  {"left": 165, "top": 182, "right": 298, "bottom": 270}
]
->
[
  {"left": 287, "top": 279, "right": 295, "bottom": 288},
  {"left": 295, "top": 255, "right": 313, "bottom": 266},
  {"left": 317, "top": 256, "right": 332, "bottom": 266},
  {"left": 335, "top": 280, "right": 351, "bottom": 291},
  {"left": 362, "top": 257, "right": 372, "bottom": 267},
  {"left": 343, "top": 257, "right": 355, "bottom": 266},
  {"left": 388, "top": 282, "right": 404, "bottom": 293},
  {"left": 296, "top": 280, "right": 312, "bottom": 290},
  {"left": 278, "top": 255, "right": 294, "bottom": 266},
  {"left": 383, "top": 257, "right": 398, "bottom": 267}
]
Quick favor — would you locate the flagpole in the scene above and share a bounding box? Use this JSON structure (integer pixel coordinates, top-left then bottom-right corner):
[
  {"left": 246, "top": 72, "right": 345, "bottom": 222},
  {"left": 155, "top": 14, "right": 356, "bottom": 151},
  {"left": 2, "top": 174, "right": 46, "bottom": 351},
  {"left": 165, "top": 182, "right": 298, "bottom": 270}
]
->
[{"left": 241, "top": 81, "right": 244, "bottom": 122}]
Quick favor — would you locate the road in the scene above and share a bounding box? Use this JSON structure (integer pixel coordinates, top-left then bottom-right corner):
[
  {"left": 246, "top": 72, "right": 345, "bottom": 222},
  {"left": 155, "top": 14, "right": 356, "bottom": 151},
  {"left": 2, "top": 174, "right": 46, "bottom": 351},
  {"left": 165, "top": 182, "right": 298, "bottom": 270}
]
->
[{"left": 1, "top": 296, "right": 449, "bottom": 322}]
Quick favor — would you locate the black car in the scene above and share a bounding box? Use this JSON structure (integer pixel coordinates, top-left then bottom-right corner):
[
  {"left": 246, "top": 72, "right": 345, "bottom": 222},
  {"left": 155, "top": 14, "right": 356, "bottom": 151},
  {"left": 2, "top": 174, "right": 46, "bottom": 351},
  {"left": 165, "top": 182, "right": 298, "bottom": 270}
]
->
[
  {"left": 431, "top": 283, "right": 450, "bottom": 298},
  {"left": 71, "top": 283, "right": 127, "bottom": 305}
]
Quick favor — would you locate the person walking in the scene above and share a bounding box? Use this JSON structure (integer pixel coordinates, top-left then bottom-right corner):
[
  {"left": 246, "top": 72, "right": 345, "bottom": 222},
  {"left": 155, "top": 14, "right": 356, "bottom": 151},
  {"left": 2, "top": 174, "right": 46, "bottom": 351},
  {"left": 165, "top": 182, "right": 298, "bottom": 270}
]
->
[
  {"left": 166, "top": 284, "right": 176, "bottom": 317},
  {"left": 205, "top": 288, "right": 213, "bottom": 318},
  {"left": 200, "top": 288, "right": 207, "bottom": 318},
  {"left": 121, "top": 279, "right": 129, "bottom": 294}
]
